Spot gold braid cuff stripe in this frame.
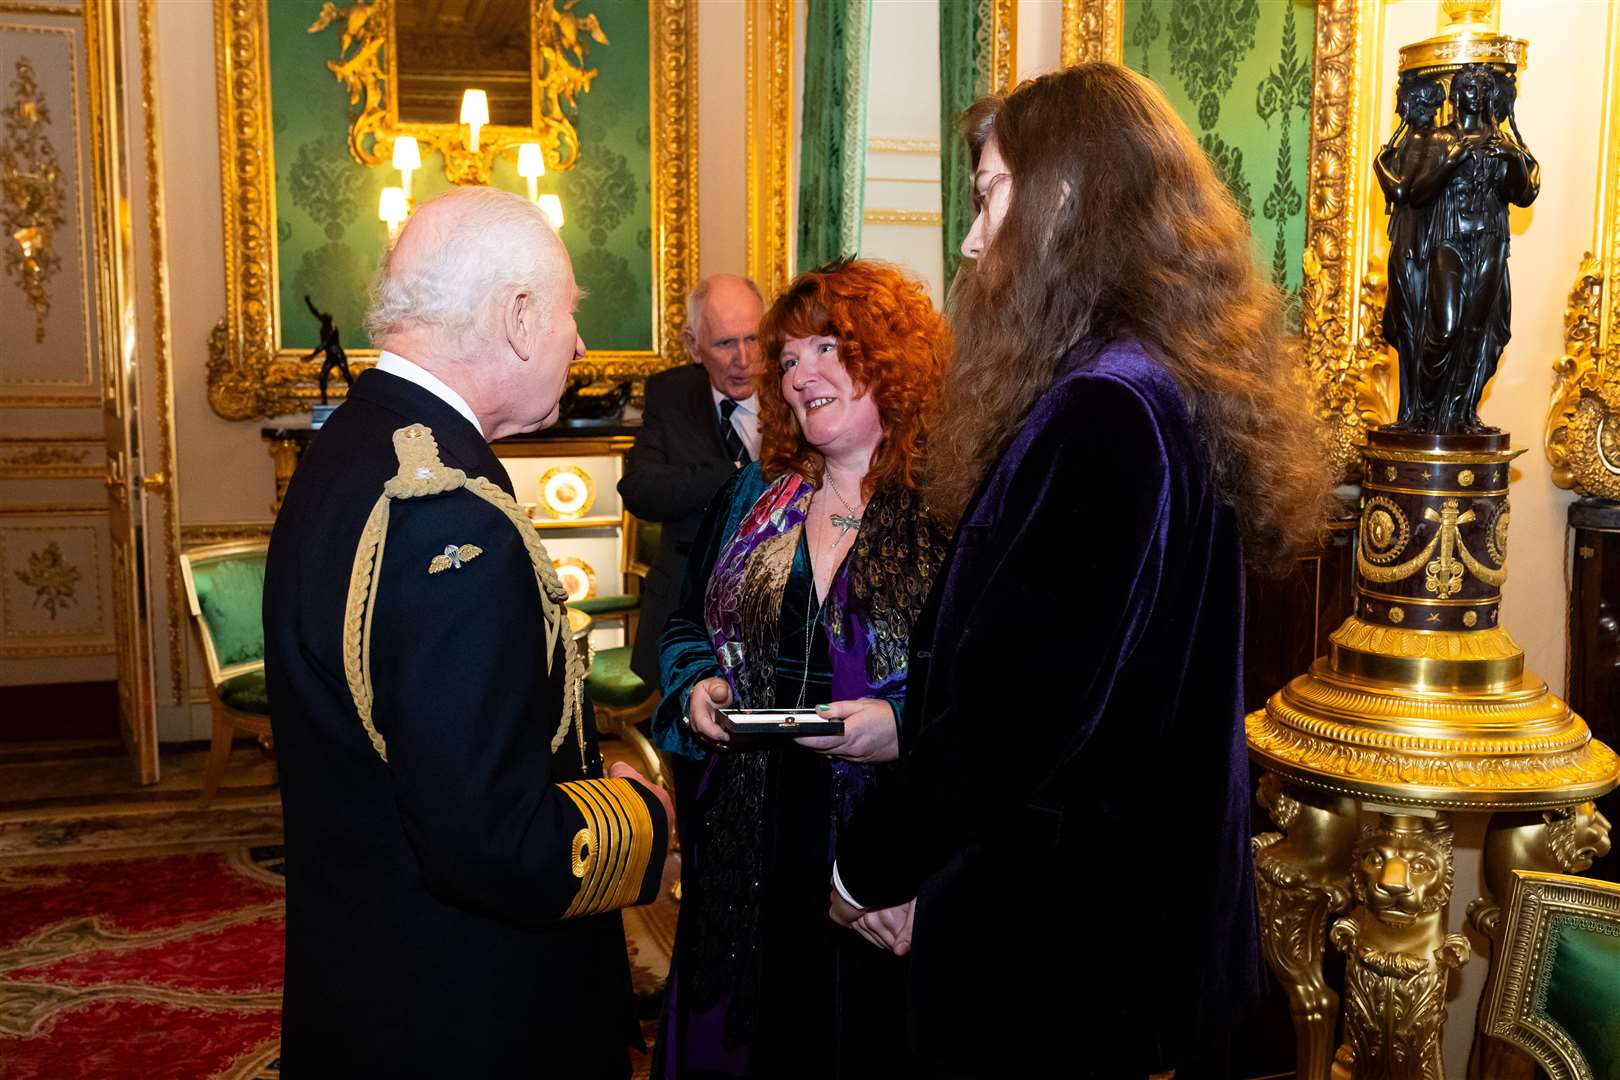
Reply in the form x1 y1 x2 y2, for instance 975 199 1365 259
342 425 585 769
557 777 654 919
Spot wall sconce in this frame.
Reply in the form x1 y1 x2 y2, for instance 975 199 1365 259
460 89 489 155
379 186 409 241
537 194 564 231
392 135 421 202
517 142 545 203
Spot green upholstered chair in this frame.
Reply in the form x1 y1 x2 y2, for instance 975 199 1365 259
179 540 274 806
577 514 667 790
1481 868 1620 1080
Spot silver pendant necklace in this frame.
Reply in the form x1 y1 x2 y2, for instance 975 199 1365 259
825 476 863 533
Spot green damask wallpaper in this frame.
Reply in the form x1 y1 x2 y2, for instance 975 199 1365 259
1123 0 1314 328
268 2 653 353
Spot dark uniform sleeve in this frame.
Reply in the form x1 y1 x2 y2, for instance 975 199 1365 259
618 373 737 523
368 489 667 923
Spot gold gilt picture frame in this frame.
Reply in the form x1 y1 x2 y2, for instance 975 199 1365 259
1548 0 1620 499
208 0 698 421
1066 0 1385 479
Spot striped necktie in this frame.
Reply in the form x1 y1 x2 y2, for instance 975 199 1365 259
718 397 749 464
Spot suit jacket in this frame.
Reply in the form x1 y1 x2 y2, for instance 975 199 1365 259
836 340 1262 1076
617 363 738 689
265 370 668 1078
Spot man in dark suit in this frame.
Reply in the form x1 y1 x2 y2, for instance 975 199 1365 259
618 273 764 690
265 187 671 1078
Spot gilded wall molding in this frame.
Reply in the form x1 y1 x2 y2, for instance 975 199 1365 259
989 0 1017 94
1060 0 1123 67
746 0 794 299
0 435 102 477
1548 0 1620 500
1 56 66 342
209 0 699 420
179 521 274 547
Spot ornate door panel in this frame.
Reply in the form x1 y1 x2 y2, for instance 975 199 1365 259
0 0 161 783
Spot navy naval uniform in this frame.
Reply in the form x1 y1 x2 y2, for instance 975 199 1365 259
265 368 668 1077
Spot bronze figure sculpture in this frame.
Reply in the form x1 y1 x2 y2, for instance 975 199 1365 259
302 295 355 406
1376 64 1539 434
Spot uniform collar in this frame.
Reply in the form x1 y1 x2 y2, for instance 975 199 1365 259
375 350 485 437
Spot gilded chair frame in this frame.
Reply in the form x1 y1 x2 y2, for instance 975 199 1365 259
1065 0 1391 478
208 0 699 421
1481 869 1620 1080
179 538 273 805
1548 0 1620 498
178 539 270 687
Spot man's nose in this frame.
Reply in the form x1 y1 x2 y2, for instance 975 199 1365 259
1378 857 1411 895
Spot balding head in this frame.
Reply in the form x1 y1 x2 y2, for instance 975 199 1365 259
366 187 585 439
684 274 764 399
367 187 566 350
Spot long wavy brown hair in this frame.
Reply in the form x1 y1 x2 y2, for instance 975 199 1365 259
927 63 1332 570
757 260 949 498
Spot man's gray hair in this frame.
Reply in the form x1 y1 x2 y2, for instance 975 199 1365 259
366 187 561 346
685 273 764 344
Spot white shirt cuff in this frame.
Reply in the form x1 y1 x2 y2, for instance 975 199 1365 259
831 861 864 910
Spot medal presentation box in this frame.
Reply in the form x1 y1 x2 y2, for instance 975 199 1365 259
716 709 845 737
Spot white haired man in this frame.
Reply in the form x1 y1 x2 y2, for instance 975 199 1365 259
265 187 672 1078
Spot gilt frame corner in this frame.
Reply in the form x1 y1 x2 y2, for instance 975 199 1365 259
208 0 698 422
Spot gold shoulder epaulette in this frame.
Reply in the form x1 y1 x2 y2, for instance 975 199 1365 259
341 424 586 767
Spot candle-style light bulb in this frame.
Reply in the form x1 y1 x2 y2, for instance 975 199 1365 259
537 194 564 231
392 135 421 201
460 89 490 154
379 186 409 241
517 142 545 204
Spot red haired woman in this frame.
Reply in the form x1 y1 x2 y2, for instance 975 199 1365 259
650 259 949 1077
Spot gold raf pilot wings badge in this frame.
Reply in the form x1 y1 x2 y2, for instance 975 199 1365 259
428 543 484 574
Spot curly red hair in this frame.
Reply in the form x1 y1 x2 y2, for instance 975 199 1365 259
757 260 949 498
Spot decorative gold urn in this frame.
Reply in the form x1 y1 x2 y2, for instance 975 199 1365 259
1246 7 1618 1079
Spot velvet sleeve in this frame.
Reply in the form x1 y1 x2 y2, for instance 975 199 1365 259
370 492 667 922
650 465 767 759
837 376 1171 908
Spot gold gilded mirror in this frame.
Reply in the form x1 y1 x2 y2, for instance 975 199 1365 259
309 0 607 184
394 1 534 128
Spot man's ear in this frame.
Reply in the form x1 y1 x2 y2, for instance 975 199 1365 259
682 326 698 361
504 289 531 361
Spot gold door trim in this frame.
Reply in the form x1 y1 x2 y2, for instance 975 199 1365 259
746 0 794 300
1063 0 1384 478
208 0 699 420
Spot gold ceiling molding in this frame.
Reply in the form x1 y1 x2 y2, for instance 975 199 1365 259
1548 0 1620 500
307 0 607 184
208 0 698 420
1063 0 1387 478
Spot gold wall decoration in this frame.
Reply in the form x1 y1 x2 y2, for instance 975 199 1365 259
989 0 1017 94
209 0 698 420
1 57 66 343
13 540 79 619
1547 1 1620 498
307 0 607 185
746 0 794 299
1061 0 1387 479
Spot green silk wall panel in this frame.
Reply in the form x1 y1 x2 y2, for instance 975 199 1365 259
1122 0 1315 327
267 2 652 354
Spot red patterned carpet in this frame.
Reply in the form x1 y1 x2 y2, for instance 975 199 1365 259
0 803 675 1079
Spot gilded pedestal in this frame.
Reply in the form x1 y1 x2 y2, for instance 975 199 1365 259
1248 433 1619 1080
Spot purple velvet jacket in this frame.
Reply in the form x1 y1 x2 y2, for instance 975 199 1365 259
837 339 1262 1075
